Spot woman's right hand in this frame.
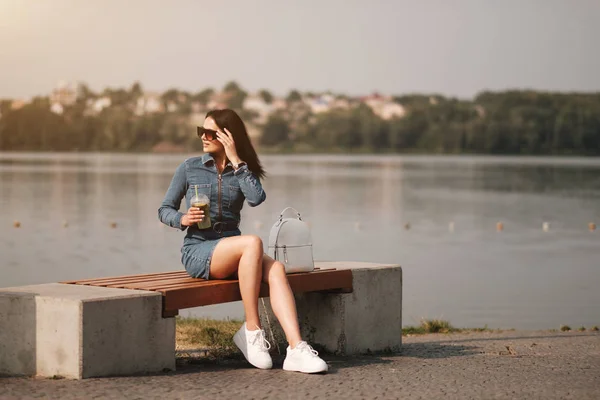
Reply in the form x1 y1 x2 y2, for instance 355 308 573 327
181 207 204 227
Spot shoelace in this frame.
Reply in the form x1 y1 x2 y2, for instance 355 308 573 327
250 329 272 351
296 341 319 357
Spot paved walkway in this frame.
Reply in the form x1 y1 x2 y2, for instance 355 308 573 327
2 330 599 399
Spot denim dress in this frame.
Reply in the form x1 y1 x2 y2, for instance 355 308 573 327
158 153 266 279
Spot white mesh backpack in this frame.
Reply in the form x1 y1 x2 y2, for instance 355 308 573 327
268 207 315 274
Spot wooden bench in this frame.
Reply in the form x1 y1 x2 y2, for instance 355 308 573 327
1 262 399 378
61 265 354 318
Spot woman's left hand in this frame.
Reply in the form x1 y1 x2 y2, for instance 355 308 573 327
216 128 242 165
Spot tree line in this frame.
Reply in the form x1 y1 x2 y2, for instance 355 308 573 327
1 82 599 155
263 91 600 155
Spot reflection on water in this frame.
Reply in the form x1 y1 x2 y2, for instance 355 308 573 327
1 153 599 329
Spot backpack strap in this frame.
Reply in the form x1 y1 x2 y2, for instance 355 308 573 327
279 207 302 221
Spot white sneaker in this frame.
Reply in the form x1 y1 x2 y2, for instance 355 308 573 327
233 322 273 369
283 341 328 373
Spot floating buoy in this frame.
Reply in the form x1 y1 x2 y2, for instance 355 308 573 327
590 222 596 232
496 222 504 232
449 222 455 233
404 222 411 230
13 221 21 228
542 222 550 232
110 222 117 229
62 220 69 228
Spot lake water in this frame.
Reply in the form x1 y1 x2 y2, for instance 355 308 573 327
1 152 599 330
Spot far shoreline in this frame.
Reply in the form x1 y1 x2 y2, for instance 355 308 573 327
1 149 600 160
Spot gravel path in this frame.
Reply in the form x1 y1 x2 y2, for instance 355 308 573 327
2 330 599 399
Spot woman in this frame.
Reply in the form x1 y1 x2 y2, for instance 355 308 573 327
158 108 327 374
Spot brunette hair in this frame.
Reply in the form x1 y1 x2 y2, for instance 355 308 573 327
205 109 266 179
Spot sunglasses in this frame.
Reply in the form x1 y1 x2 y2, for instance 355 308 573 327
197 127 219 141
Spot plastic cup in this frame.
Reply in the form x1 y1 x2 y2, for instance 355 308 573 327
190 189 211 229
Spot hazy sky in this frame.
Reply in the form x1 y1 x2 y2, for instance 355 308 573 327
1 0 599 99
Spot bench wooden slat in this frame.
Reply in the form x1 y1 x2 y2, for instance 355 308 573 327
61 271 185 285
154 280 225 291
81 272 189 286
107 277 205 290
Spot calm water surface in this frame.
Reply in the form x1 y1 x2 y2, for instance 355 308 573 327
1 153 599 329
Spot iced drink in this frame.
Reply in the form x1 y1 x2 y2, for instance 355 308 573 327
190 192 211 229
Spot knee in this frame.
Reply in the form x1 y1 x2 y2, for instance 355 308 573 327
269 261 287 284
244 235 263 253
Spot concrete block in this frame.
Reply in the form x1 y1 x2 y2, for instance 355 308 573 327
35 296 81 378
0 292 37 376
260 262 402 355
0 283 175 379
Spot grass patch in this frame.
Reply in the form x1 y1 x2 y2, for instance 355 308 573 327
560 325 571 332
591 326 599 332
470 325 493 332
403 319 496 336
577 326 586 332
421 319 453 333
176 317 242 358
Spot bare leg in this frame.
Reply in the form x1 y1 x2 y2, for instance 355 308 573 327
262 255 302 348
209 235 264 329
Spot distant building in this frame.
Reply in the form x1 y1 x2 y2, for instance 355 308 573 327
166 101 178 113
308 97 329 114
378 102 406 120
50 81 77 106
84 97 111 116
10 99 28 110
362 93 406 120
243 94 274 124
332 97 351 110
271 98 287 111
306 94 334 114
50 103 64 115
135 92 163 115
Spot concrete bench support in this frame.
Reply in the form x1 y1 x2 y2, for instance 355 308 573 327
260 262 402 355
0 283 175 379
